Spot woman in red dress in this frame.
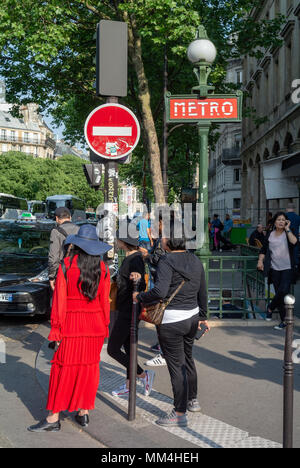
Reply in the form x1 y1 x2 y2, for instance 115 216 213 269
28 224 112 432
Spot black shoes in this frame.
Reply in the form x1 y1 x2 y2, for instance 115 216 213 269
75 412 89 427
27 418 61 432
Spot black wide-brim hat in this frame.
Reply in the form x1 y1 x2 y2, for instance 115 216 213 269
65 224 112 256
116 228 139 247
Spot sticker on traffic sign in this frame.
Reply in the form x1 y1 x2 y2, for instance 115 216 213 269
84 103 140 159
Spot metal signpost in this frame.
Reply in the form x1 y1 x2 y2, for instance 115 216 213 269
84 20 142 421
283 294 296 448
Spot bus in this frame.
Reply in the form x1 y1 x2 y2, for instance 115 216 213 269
46 195 86 222
0 193 28 220
27 200 46 218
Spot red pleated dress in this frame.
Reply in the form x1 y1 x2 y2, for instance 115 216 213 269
46 256 110 413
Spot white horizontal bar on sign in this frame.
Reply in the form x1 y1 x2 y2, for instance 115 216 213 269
92 126 132 136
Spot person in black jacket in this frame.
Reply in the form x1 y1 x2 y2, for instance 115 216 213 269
108 235 155 397
257 211 297 330
249 224 265 247
133 230 209 427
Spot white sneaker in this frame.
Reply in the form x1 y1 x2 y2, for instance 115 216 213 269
140 370 155 396
112 383 129 397
145 354 166 367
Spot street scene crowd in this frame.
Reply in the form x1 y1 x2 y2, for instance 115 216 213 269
0 0 299 451
25 201 299 433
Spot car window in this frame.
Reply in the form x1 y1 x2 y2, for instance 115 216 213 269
0 223 50 256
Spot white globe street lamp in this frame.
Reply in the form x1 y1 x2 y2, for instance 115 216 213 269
187 25 217 98
187 38 217 64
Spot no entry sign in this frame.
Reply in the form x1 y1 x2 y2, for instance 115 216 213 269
84 103 140 159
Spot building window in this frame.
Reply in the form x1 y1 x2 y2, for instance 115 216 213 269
1 144 7 152
23 132 29 143
234 168 240 183
233 198 241 209
286 41 292 94
10 130 16 142
236 70 243 85
234 134 242 151
1 129 6 141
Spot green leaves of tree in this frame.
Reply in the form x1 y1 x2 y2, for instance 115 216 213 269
0 152 103 209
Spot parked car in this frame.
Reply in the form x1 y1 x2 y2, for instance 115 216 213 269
0 222 51 317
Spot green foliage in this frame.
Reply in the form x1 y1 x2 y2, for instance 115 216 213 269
0 0 285 198
0 152 103 209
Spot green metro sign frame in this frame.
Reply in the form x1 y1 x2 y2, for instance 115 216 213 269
165 90 243 124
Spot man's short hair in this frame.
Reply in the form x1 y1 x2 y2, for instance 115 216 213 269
55 207 71 219
287 203 295 210
222 289 232 299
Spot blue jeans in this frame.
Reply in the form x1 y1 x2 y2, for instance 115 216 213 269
139 240 151 251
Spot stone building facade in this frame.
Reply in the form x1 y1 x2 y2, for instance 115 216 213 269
0 80 56 159
208 58 243 222
241 0 300 225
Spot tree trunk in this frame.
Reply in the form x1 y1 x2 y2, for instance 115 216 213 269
126 13 166 204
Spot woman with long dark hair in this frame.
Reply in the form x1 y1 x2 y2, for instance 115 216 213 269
28 224 112 432
257 211 297 330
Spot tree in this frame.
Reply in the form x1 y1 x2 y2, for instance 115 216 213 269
0 152 104 209
0 1 284 202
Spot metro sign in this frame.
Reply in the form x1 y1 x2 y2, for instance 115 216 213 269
84 103 140 159
165 92 243 123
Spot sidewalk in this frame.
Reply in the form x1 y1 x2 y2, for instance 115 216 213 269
35 319 300 449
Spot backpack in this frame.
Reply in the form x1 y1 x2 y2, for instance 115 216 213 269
218 221 224 231
54 225 73 258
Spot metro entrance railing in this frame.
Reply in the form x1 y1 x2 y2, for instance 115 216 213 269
117 245 272 319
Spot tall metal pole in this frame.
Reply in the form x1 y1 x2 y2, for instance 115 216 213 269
197 123 211 257
283 294 295 448
128 280 139 421
162 44 168 200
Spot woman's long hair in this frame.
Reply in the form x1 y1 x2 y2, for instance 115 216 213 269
69 247 102 301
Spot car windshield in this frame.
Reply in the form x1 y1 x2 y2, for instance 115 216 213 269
0 222 51 256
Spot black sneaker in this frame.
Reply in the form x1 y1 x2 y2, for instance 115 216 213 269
27 418 61 432
274 322 286 331
265 311 272 321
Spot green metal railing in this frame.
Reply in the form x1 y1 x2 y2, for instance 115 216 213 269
198 250 268 319
116 245 270 319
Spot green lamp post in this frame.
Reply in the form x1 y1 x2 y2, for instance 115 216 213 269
187 26 217 256
165 26 242 258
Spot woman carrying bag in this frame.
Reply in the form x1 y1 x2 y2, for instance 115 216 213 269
133 229 209 427
28 224 112 432
257 211 297 330
107 235 155 397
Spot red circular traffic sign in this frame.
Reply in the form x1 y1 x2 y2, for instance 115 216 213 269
84 103 140 160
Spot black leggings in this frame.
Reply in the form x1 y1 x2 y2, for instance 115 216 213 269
157 314 199 413
269 269 293 322
107 312 144 380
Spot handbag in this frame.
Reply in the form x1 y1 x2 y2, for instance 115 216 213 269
139 279 185 325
